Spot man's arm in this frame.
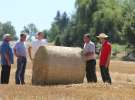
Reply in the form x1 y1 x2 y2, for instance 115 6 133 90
28 46 33 60
13 47 19 58
105 53 111 67
105 45 111 67
5 50 10 66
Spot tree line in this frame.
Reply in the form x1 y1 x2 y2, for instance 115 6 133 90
48 0 135 50
0 21 16 40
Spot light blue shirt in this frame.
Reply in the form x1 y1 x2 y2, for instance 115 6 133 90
14 41 27 57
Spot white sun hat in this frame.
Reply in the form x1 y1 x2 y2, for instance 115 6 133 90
3 34 11 40
96 33 108 38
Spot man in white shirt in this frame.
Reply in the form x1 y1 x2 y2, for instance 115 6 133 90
28 32 48 60
83 34 97 83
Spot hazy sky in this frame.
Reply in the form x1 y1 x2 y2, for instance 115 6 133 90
0 0 75 35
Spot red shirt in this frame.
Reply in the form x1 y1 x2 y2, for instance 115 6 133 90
99 40 111 66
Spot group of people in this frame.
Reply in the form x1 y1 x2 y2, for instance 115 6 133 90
83 33 112 84
0 32 47 84
0 32 111 85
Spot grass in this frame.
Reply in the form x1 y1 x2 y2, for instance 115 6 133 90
112 44 126 52
111 44 129 60
1 59 135 100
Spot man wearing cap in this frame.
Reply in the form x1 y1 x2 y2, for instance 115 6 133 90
97 33 112 84
28 32 47 60
14 33 27 85
0 34 14 84
83 34 97 83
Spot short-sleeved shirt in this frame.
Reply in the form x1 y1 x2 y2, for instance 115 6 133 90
1 41 14 65
99 40 111 66
14 41 27 57
83 41 96 60
31 39 47 58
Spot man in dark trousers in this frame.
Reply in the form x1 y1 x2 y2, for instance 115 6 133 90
83 34 97 83
14 33 27 85
97 33 112 84
1 34 14 84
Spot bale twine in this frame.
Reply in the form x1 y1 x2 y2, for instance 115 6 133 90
32 46 85 85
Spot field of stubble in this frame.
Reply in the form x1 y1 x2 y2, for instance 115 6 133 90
0 59 135 100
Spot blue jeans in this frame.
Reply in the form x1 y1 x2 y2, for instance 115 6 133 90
15 57 27 84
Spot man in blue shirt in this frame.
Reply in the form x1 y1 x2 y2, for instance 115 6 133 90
1 34 14 84
14 33 27 85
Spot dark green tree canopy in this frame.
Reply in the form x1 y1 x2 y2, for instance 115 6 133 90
47 0 135 49
0 21 16 40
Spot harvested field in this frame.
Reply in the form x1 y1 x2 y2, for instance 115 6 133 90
0 60 135 100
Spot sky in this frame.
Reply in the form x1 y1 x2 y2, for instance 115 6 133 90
0 0 75 36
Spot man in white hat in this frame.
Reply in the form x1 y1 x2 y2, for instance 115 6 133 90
97 33 112 84
0 34 14 84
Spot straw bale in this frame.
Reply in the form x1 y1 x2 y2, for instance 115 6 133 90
32 45 85 85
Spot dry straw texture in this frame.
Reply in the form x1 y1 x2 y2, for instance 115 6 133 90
32 46 85 85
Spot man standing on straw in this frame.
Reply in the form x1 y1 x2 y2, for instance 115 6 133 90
97 33 112 84
28 32 48 60
83 34 97 83
14 33 27 85
1 34 13 84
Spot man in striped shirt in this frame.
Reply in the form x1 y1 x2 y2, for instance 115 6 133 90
83 34 97 83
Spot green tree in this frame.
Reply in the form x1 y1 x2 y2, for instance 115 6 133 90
21 23 38 34
123 0 135 49
49 24 60 42
75 0 124 44
49 11 69 45
42 29 49 39
48 0 135 48
0 21 16 40
55 35 61 46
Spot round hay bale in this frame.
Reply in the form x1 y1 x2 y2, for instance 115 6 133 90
32 45 85 85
